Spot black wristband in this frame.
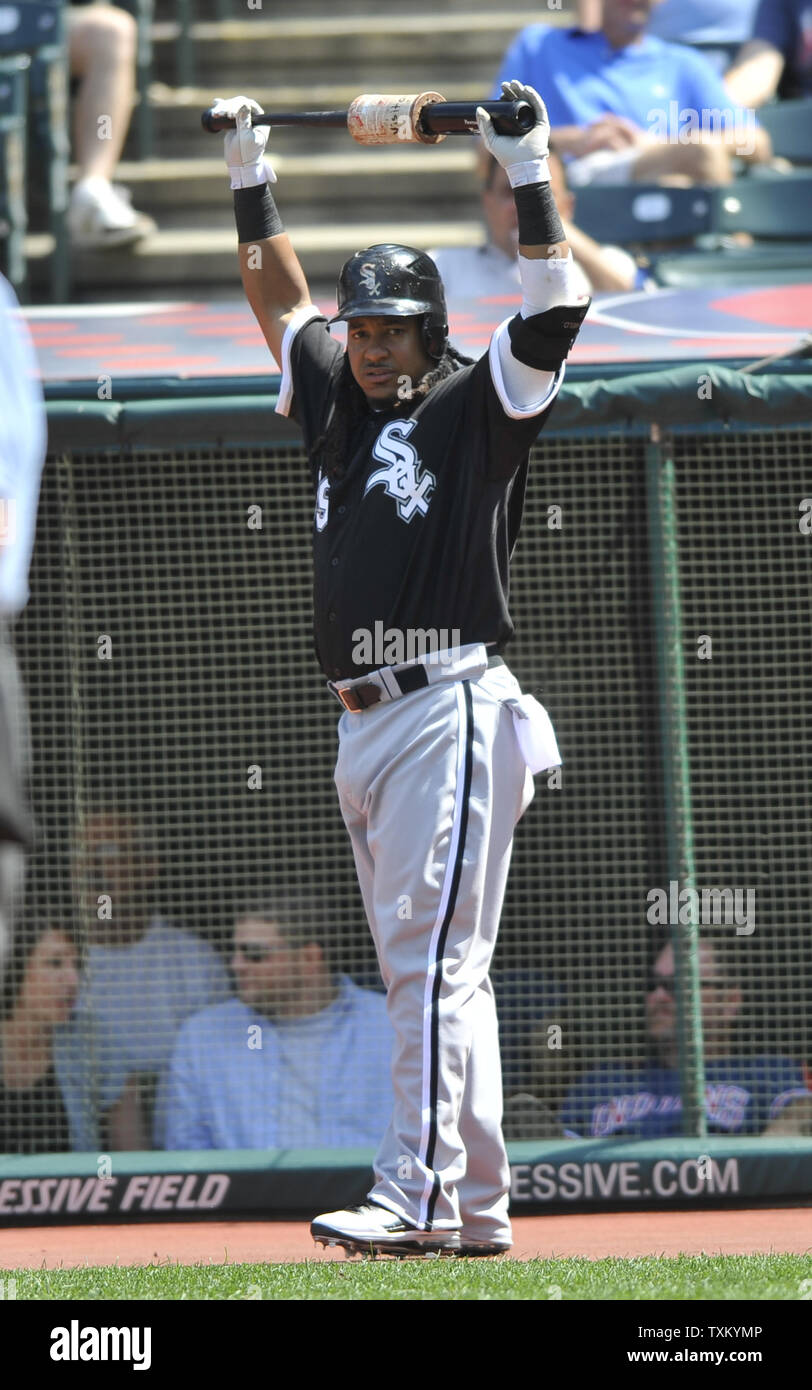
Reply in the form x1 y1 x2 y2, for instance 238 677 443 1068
233 183 283 244
513 181 565 247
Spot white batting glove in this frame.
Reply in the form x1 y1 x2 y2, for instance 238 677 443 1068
476 79 551 187
211 94 277 189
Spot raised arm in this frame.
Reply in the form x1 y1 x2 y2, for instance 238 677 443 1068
214 95 312 368
477 81 589 412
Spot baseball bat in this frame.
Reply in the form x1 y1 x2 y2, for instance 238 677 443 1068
201 98 535 140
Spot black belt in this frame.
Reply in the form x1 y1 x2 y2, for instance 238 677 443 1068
331 653 504 714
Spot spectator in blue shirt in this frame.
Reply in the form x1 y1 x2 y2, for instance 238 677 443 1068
159 899 394 1149
580 0 762 76
726 0 812 105
73 807 231 1146
493 0 771 188
562 937 812 1138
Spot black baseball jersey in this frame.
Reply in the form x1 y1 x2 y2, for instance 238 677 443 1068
277 311 564 680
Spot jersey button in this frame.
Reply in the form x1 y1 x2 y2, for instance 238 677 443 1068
337 504 347 515
328 610 337 622
331 557 339 567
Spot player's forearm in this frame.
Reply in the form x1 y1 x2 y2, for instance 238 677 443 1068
238 232 309 322
513 174 569 261
496 250 589 409
235 186 309 321
519 239 570 260
482 82 588 382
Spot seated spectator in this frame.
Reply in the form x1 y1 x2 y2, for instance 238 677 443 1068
562 937 812 1137
581 0 762 76
494 968 573 1140
73 807 231 1145
492 0 772 188
0 919 139 1152
429 148 650 302
66 1 156 248
159 899 394 1149
726 0 812 106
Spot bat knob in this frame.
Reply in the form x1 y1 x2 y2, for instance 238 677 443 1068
514 101 536 133
201 108 234 133
489 100 537 135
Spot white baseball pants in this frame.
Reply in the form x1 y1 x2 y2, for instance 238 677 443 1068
333 654 534 1244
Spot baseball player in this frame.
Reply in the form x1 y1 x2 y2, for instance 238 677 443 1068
215 79 589 1257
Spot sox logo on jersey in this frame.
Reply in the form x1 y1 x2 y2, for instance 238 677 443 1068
365 419 435 523
315 472 330 531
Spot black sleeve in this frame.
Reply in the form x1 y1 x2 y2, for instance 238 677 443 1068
276 313 344 460
463 340 565 483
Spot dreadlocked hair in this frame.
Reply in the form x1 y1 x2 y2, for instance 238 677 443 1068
309 343 475 483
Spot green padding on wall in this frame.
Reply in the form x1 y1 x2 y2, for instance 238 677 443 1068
118 397 289 449
45 370 812 454
46 401 122 450
0 1140 809 1223
551 366 812 428
0 1146 376 1177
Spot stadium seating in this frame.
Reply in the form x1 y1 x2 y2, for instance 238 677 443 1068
714 173 812 240
0 0 69 301
650 246 812 288
571 184 715 246
650 174 812 286
0 54 29 292
13 1 812 301
757 99 812 165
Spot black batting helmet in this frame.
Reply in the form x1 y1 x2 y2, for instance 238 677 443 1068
329 244 448 361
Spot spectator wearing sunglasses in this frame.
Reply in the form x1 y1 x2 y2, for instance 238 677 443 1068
158 898 394 1150
561 937 812 1137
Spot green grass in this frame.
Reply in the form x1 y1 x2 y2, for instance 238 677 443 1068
6 1254 812 1301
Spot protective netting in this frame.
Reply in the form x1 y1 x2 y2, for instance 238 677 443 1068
673 428 812 1074
3 411 810 1154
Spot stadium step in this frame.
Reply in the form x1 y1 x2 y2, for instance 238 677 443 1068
181 0 541 16
26 218 483 294
45 5 551 301
105 147 482 216
148 12 544 86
